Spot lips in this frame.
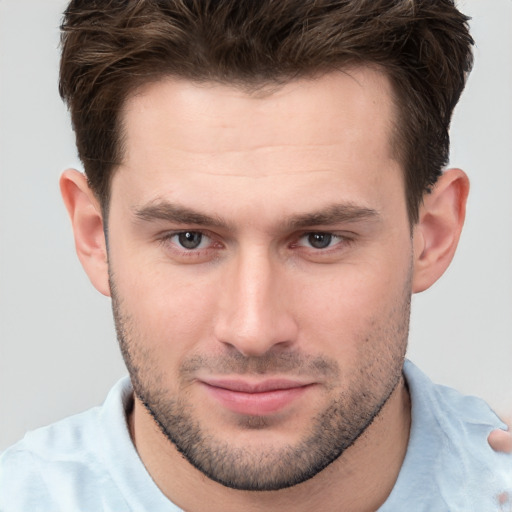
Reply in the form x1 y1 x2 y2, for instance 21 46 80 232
200 378 314 416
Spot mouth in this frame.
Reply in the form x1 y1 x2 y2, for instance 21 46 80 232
199 378 315 416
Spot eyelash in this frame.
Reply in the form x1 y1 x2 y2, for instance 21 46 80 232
158 229 354 260
159 230 221 256
293 232 351 251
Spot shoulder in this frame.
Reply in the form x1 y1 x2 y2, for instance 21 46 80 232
2 402 103 461
0 378 133 511
390 361 512 510
403 359 507 444
0 407 105 510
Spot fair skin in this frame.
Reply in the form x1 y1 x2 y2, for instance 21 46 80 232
61 68 470 511
489 425 512 453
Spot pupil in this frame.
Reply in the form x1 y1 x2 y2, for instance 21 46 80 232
178 232 202 249
308 233 332 249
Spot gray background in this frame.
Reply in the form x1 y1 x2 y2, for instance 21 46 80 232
1 0 511 451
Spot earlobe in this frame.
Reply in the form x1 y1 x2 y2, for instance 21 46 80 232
412 168 470 293
60 169 111 297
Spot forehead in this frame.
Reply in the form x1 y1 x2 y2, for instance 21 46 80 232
113 67 404 223
121 67 397 161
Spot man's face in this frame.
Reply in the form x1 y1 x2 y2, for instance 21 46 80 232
107 68 413 490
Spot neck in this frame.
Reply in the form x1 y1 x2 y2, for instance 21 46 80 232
129 377 411 512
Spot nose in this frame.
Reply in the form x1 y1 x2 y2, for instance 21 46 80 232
213 247 299 357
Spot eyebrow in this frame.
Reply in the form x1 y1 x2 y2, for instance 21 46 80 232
133 200 380 231
133 201 232 229
285 203 380 230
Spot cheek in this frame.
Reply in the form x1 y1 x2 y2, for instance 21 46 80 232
294 254 411 355
112 256 220 356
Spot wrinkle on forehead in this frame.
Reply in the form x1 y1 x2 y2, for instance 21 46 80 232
188 167 343 179
118 159 344 180
120 68 397 157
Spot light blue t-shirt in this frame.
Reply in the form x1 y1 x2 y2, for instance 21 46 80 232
1 361 511 511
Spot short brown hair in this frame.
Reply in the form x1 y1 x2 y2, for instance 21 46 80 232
59 0 473 223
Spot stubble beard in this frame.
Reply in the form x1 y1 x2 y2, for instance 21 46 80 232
110 275 410 492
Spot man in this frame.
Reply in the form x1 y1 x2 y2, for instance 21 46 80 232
0 0 511 510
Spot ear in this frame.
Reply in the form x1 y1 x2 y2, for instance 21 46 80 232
60 169 111 297
412 168 470 293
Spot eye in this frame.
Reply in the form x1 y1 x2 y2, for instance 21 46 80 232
178 231 203 249
297 232 343 250
306 232 333 249
166 231 212 250
158 229 224 263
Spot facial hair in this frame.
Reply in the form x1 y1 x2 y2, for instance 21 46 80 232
110 273 410 491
